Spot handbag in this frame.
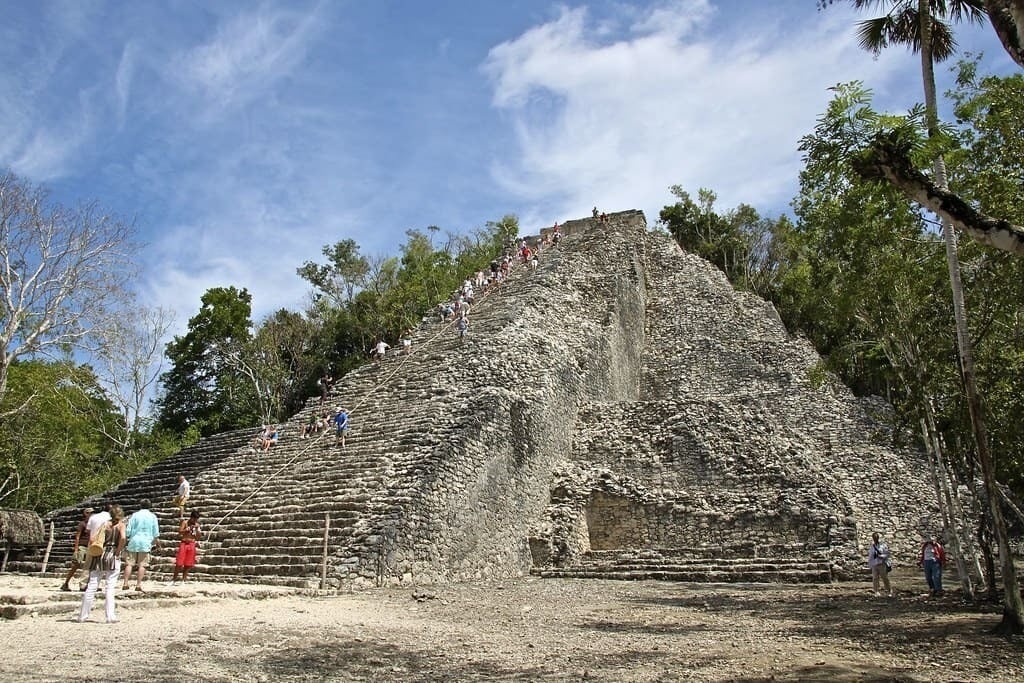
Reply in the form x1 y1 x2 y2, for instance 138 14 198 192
87 526 106 557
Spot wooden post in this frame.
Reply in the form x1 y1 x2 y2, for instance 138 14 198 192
1 543 9 572
40 522 55 573
320 513 330 590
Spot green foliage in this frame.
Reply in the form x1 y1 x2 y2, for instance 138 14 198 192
658 187 792 300
0 360 161 513
300 217 516 373
945 62 1024 492
154 286 257 436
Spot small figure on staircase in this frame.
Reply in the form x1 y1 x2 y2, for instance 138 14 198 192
372 339 390 362
59 506 93 592
172 475 191 519
402 328 414 355
334 407 350 448
592 206 599 218
260 425 279 452
301 412 319 439
170 510 201 585
455 316 469 341
317 373 334 405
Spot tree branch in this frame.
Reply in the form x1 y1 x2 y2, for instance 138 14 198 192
852 133 1024 257
985 0 1024 69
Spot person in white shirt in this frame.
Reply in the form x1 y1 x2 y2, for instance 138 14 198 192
372 340 390 361
173 475 191 518
86 504 111 540
867 531 893 597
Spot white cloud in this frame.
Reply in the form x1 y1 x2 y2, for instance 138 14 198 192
114 41 138 128
170 5 323 117
483 1 909 226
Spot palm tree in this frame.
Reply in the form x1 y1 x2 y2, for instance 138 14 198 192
824 0 1023 634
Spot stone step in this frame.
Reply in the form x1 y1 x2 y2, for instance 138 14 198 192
592 559 831 572
532 567 833 583
0 578 308 620
585 545 829 562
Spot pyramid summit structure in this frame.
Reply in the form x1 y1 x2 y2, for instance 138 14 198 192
39 210 938 587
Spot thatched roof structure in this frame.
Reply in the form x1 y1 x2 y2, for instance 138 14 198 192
0 509 45 546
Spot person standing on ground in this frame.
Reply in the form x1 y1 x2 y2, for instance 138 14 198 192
172 475 190 518
122 499 161 592
867 532 893 597
60 507 93 592
171 511 201 584
918 535 946 597
78 504 126 623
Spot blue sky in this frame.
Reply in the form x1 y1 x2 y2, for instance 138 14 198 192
1 0 1015 332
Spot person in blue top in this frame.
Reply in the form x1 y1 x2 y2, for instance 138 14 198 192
122 499 161 592
334 407 349 448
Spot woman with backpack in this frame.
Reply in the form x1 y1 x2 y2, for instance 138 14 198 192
78 503 126 623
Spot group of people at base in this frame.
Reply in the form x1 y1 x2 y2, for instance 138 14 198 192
63 476 203 624
868 531 948 598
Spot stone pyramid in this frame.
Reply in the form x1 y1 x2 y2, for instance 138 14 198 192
39 211 937 587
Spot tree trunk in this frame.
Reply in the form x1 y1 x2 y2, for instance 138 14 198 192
978 509 1000 601
921 411 975 597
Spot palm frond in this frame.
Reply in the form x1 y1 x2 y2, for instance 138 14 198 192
929 20 958 62
856 16 897 54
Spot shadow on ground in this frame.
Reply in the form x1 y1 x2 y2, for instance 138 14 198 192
628 583 1018 655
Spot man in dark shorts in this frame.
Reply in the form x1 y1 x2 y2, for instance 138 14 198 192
60 507 93 591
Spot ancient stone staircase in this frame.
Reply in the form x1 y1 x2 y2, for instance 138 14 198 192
36 242 560 587
18 428 251 576
533 546 833 583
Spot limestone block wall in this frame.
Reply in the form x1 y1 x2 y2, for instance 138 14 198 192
558 225 940 571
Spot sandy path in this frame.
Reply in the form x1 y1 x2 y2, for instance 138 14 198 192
2 575 1022 682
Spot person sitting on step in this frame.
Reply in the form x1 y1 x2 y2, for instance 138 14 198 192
302 413 319 439
260 425 279 451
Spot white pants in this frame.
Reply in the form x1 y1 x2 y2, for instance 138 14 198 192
79 561 120 623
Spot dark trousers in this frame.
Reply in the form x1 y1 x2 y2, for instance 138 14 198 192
923 559 943 592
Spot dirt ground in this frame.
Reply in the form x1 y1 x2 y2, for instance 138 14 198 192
2 572 1022 683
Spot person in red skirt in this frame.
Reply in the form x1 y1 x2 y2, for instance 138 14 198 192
171 510 201 584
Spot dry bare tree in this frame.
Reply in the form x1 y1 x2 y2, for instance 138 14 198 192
0 171 137 417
